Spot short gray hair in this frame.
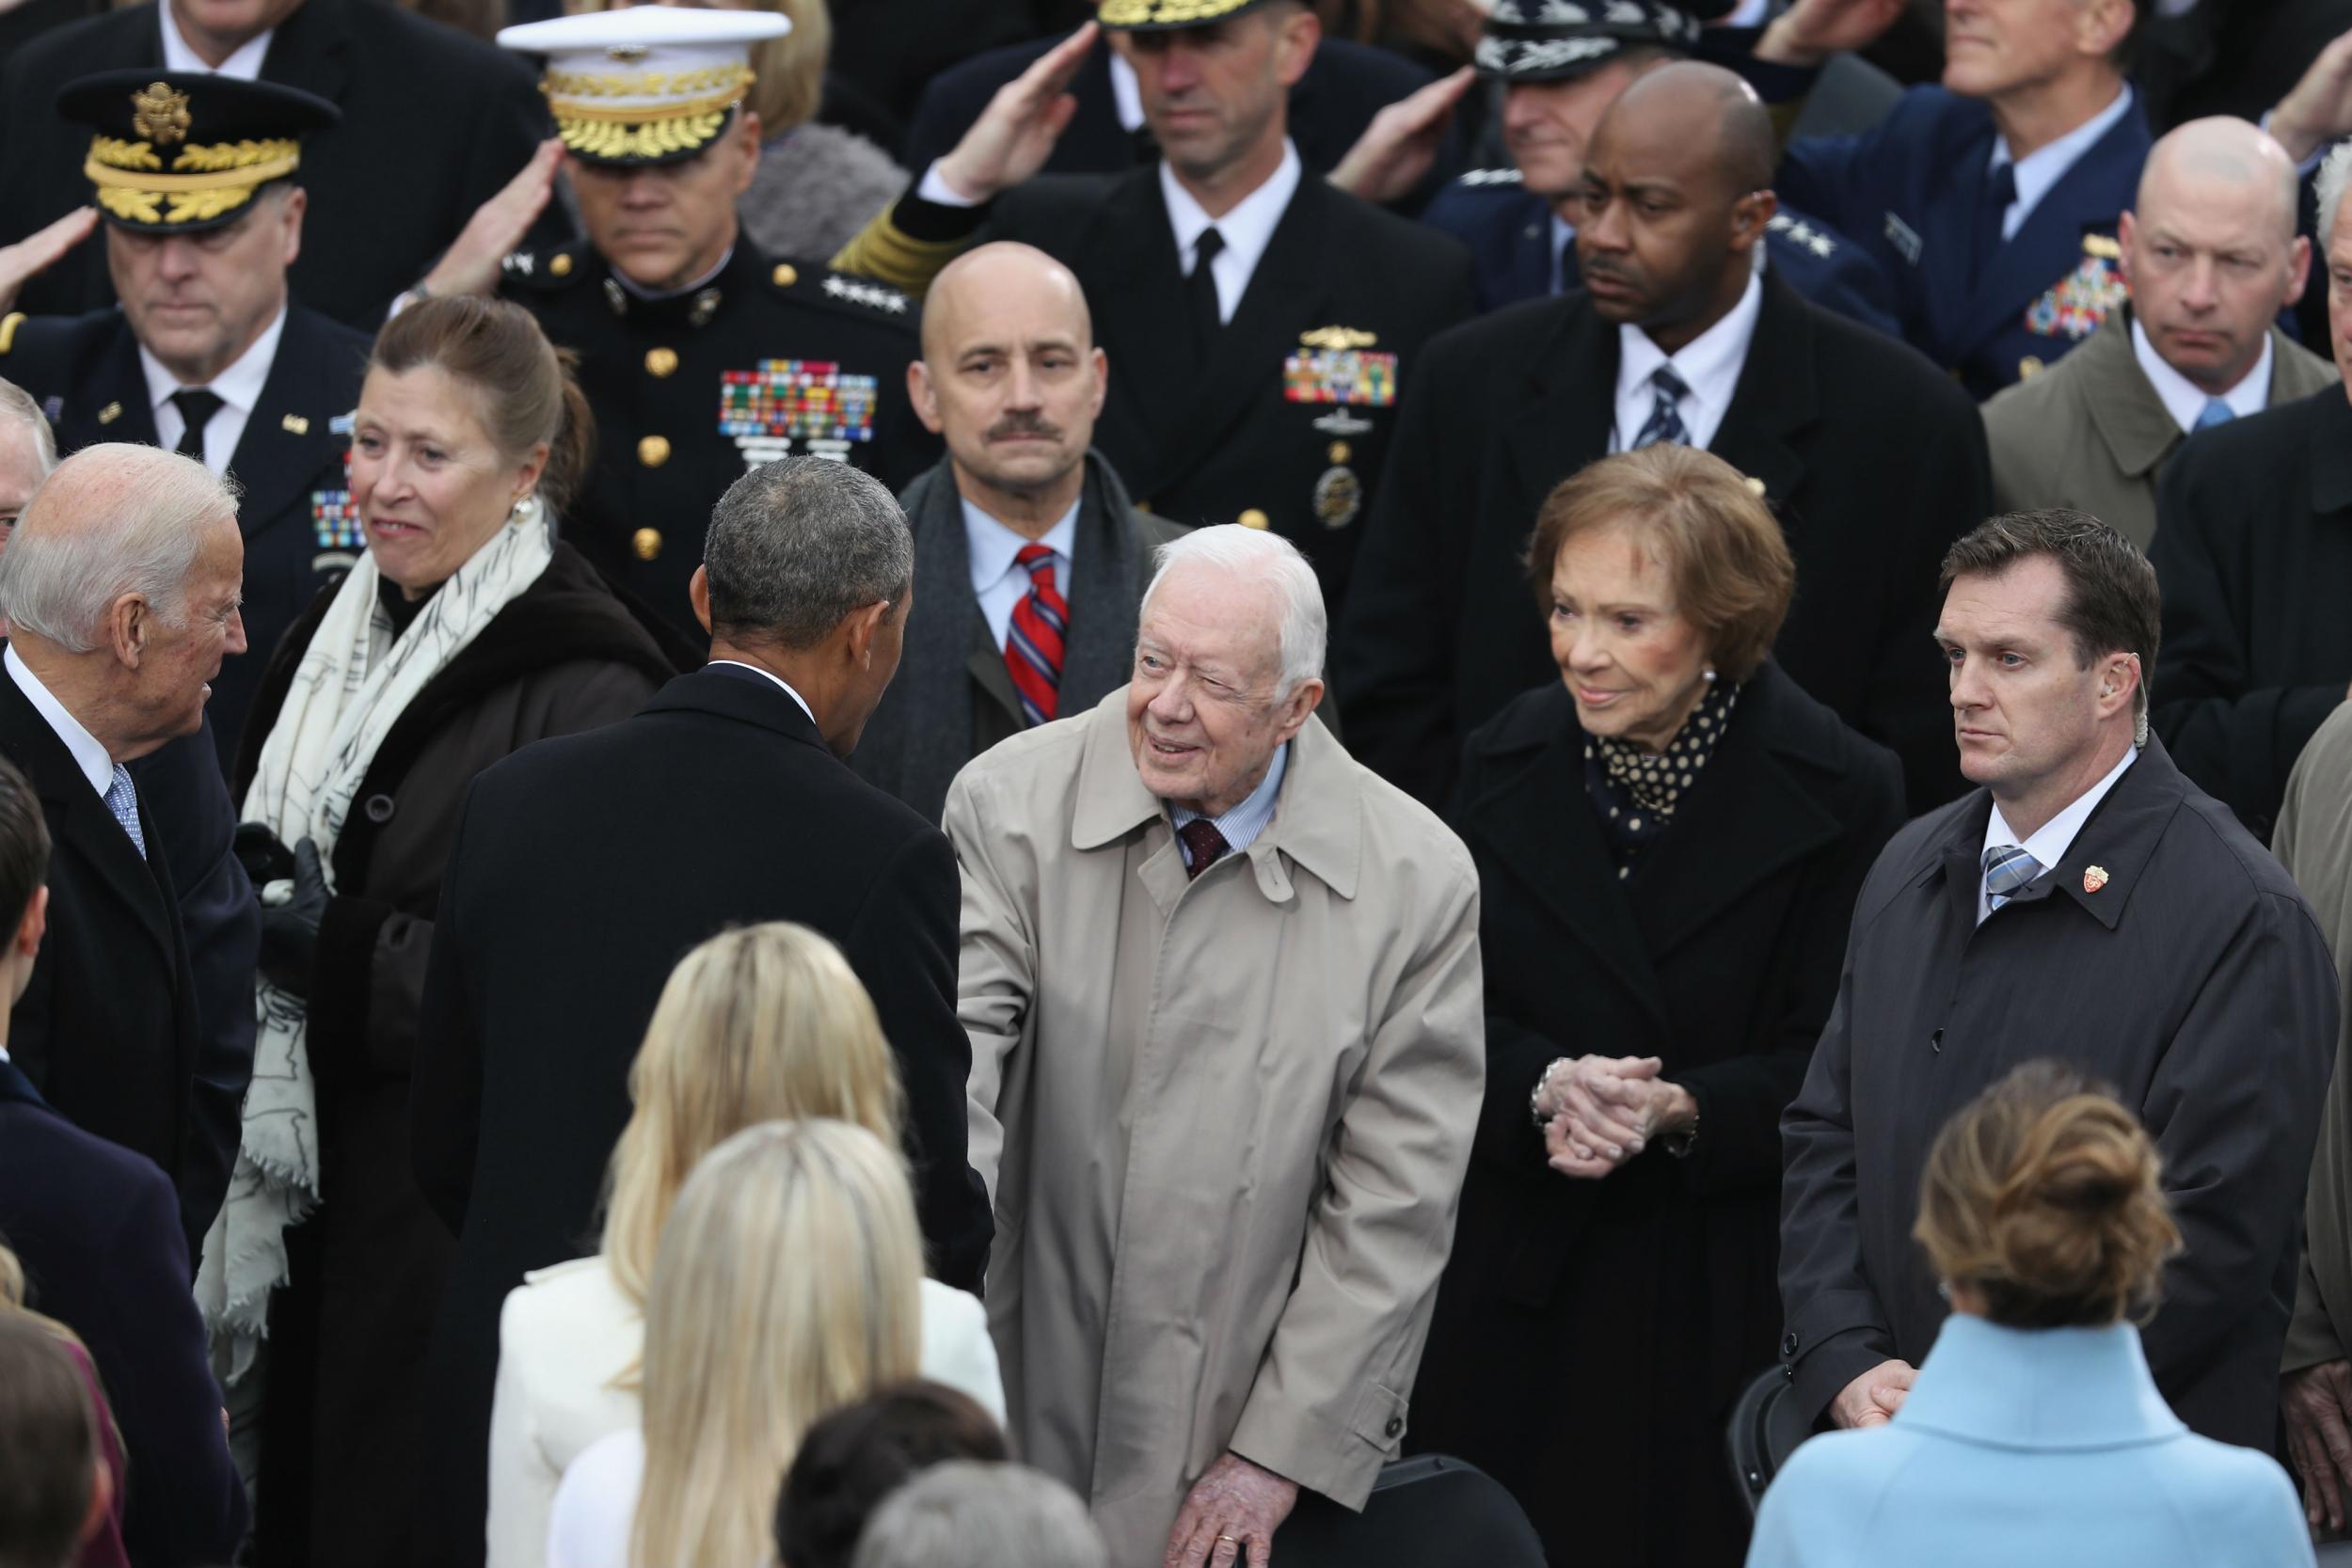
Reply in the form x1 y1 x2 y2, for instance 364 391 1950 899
850 1462 1106 1568
704 457 913 649
2320 142 2352 259
1142 525 1327 696
0 444 238 652
0 379 56 476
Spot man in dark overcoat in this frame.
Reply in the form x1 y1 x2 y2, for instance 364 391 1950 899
1779 510 2339 1454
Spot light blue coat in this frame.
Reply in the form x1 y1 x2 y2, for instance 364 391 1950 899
1747 1315 2312 1568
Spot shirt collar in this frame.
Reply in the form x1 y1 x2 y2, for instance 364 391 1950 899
1991 83 2137 228
1160 140 1303 278
706 658 816 727
962 498 1080 597
5 644 115 797
611 247 734 303
139 303 288 427
1616 270 1764 426
1984 740 2137 876
1170 736 1289 856
159 0 271 77
2129 316 2273 434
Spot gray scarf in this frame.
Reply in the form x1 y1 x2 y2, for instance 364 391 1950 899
858 451 1158 823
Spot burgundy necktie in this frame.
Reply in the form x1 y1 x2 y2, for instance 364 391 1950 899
1005 543 1067 727
1178 818 1230 880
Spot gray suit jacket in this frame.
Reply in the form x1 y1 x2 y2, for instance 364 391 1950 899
1981 305 2338 549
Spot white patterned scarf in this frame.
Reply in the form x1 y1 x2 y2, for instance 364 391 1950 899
197 499 555 1380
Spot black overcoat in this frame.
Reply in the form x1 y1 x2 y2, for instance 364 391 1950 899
1778 736 2339 1452
1333 273 1990 817
1409 666 1902 1568
2150 385 2352 842
407 662 993 1568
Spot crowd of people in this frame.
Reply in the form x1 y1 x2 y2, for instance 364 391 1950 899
8 0 2352 1564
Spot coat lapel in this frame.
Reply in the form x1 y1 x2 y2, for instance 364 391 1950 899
2309 392 2352 516
0 670 171 960
1086 173 1195 489
1502 297 1616 528
1989 739 2185 930
2078 307 2181 482
257 0 352 108
1709 276 1816 508
1057 453 1151 711
225 307 360 546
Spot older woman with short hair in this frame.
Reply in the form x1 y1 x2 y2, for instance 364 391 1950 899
1406 444 1908 1566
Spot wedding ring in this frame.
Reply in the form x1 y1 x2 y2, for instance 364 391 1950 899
1216 1534 1240 1544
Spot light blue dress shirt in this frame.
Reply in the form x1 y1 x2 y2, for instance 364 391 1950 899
964 498 1079 656
1170 740 1289 867
1747 1315 2312 1568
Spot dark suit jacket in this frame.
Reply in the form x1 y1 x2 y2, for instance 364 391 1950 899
987 168 1473 610
1777 737 2338 1451
2151 385 2352 842
0 1062 246 1568
1334 273 1988 816
0 302 371 769
1410 666 1903 1566
409 663 992 1568
0 669 226 1259
0 0 553 329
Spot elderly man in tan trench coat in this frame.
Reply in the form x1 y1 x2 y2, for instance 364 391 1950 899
945 524 1484 1568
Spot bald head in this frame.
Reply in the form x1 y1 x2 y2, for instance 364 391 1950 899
910 243 1108 521
2121 116 2311 397
1600 60 1776 199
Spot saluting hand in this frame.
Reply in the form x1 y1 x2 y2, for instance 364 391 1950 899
2269 28 2352 165
1165 1451 1299 1568
420 137 565 299
1328 67 1476 206
933 21 1097 204
0 206 97 315
1754 0 1905 68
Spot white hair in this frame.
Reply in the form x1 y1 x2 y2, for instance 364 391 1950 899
850 1462 1107 1568
1141 525 1327 697
2320 142 2352 260
0 445 237 652
0 380 56 476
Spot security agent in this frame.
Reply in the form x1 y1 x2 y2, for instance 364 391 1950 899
422 6 938 640
1420 0 1901 336
0 71 369 775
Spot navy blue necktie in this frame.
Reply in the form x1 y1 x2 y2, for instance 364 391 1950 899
1973 161 2017 285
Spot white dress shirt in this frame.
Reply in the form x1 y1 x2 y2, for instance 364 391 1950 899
1991 85 2137 241
706 659 816 726
1978 743 2137 924
1160 139 1303 324
2131 317 2273 434
1109 47 1146 132
5 645 113 798
966 498 1078 654
1612 270 1763 453
160 0 271 78
143 305 287 474
1170 737 1288 866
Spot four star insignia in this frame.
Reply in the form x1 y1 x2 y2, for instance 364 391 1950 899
819 275 910 314
1768 214 1839 259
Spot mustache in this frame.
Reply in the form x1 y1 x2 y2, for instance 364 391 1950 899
986 412 1065 441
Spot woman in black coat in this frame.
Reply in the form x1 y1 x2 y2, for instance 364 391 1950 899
1405 445 1906 1566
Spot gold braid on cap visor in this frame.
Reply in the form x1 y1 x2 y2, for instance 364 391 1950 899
84 135 300 225
1096 0 1258 24
543 66 754 161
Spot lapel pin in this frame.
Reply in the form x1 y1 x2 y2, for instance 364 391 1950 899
96 402 121 425
281 413 310 436
2083 865 2110 894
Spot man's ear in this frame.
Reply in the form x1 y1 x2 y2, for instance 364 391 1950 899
845 597 891 669
908 358 945 435
2116 209 2138 291
2286 231 2313 308
17 884 47 960
688 564 714 638
1274 3 1320 88
2101 651 2142 718
732 111 764 197
106 594 148 669
1731 187 1777 252
1273 675 1325 744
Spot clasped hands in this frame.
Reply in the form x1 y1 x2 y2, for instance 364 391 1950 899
1534 1053 1695 1180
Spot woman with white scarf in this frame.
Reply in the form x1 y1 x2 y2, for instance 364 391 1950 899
206 295 691 1568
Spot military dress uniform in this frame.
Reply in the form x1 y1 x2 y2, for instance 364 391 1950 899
1776 84 2153 399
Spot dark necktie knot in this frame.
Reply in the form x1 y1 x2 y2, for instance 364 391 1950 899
1192 226 1226 276
170 388 224 462
1178 817 1230 880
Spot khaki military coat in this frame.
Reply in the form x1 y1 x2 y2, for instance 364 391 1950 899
2278 704 2352 1376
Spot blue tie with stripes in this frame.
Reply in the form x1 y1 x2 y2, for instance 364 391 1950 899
1632 365 1691 449
1982 843 2042 911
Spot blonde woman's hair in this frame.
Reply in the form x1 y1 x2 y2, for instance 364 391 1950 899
564 0 833 132
598 921 904 1314
630 1118 926 1568
1913 1060 2184 1329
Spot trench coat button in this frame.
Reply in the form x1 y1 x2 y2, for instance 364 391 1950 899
1782 1331 1799 1357
644 346 678 378
363 794 395 824
1384 1415 1404 1438
1930 1028 1944 1053
638 435 671 467
1238 508 1270 531
632 528 662 561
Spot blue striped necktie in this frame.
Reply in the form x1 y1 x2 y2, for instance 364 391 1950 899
1982 843 2041 911
1632 364 1691 448
103 765 146 861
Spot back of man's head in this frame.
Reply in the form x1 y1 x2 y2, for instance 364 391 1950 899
849 1461 1106 1568
702 457 913 651
0 1315 100 1568
0 382 56 521
776 1382 1010 1568
0 756 51 951
0 444 234 656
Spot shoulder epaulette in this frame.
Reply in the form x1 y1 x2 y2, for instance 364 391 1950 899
787 265 914 321
500 248 582 290
1768 213 1837 259
1453 167 1524 188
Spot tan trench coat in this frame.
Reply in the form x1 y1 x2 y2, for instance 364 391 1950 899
2278 703 2352 1375
945 689 1484 1566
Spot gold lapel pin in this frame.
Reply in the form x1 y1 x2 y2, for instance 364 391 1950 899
281 413 310 436
2083 865 2110 894
96 402 121 425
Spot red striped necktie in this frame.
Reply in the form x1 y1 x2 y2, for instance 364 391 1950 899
1006 543 1067 727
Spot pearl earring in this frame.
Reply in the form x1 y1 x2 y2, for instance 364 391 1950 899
1702 668 1718 684
511 497 530 518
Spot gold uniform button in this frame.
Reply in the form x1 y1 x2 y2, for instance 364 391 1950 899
550 253 573 278
644 346 678 378
637 435 671 467
1327 441 1351 465
772 262 798 287
1238 508 1270 531
2018 356 2045 379
632 528 662 561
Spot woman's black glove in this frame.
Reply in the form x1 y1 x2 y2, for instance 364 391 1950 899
258 837 328 1000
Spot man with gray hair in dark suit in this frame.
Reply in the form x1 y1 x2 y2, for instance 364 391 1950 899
854 241 1184 825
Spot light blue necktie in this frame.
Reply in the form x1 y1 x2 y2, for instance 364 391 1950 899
1982 843 2041 911
2194 397 2234 431
1632 365 1692 449
103 765 146 861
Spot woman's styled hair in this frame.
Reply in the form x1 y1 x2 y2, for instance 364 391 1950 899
629 1119 926 1568
598 922 904 1315
1522 443 1797 682
368 294 596 513
1913 1060 2184 1328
